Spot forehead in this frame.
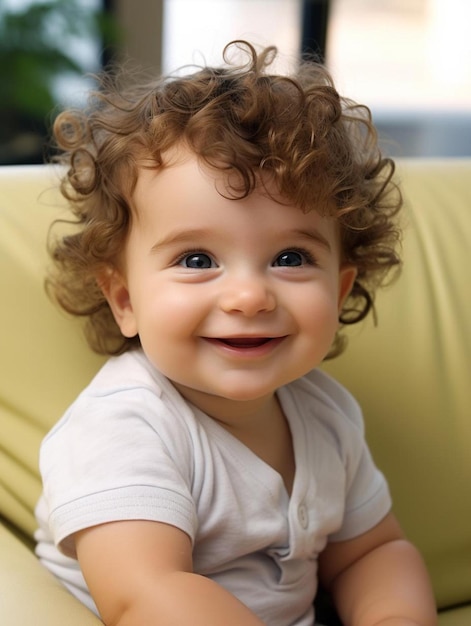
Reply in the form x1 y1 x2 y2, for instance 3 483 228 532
132 149 339 242
135 148 251 200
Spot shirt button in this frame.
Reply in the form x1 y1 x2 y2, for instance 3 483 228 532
298 503 309 529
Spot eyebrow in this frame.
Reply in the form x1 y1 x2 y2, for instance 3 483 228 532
149 226 332 254
291 228 332 252
150 229 214 254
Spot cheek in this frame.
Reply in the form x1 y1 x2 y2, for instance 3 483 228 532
136 291 201 377
295 285 340 333
136 284 206 338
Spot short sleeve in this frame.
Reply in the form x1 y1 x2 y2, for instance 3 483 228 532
330 439 392 542
39 385 198 557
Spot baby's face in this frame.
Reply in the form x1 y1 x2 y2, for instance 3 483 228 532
103 150 356 417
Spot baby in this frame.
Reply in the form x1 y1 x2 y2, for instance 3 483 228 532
35 41 436 625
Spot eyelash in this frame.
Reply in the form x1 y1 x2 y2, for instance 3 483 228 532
174 249 217 267
275 247 317 266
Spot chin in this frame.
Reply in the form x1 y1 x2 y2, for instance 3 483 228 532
212 380 282 403
221 389 271 402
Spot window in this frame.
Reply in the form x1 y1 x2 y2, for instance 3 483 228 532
162 0 302 74
161 0 471 156
327 0 471 155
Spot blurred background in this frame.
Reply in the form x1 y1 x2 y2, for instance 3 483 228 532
1 0 470 165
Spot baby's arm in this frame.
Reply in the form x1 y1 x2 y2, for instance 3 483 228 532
319 512 437 626
75 520 265 626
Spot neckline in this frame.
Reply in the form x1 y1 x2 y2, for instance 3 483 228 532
188 384 307 502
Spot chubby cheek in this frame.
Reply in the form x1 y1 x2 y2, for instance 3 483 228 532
297 288 341 344
135 286 204 352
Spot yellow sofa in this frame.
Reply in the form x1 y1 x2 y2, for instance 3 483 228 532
0 161 470 625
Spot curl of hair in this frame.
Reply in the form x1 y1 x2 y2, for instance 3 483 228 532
48 40 402 357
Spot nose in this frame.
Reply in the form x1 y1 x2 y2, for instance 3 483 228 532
218 273 276 317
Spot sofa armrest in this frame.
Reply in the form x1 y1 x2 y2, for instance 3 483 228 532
0 523 102 625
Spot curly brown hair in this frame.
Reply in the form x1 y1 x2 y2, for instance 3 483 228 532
48 40 402 357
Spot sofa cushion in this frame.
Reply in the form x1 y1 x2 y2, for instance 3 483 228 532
0 166 104 537
324 159 471 613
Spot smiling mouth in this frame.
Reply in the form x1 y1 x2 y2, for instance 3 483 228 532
205 336 286 350
219 337 274 348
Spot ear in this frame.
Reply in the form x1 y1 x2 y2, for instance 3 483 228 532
99 268 138 338
337 265 357 313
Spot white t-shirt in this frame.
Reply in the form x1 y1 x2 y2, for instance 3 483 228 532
35 349 391 625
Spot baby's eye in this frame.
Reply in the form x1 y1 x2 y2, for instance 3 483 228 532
273 250 313 267
179 252 216 269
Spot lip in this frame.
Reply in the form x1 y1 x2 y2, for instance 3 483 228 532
202 336 287 357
